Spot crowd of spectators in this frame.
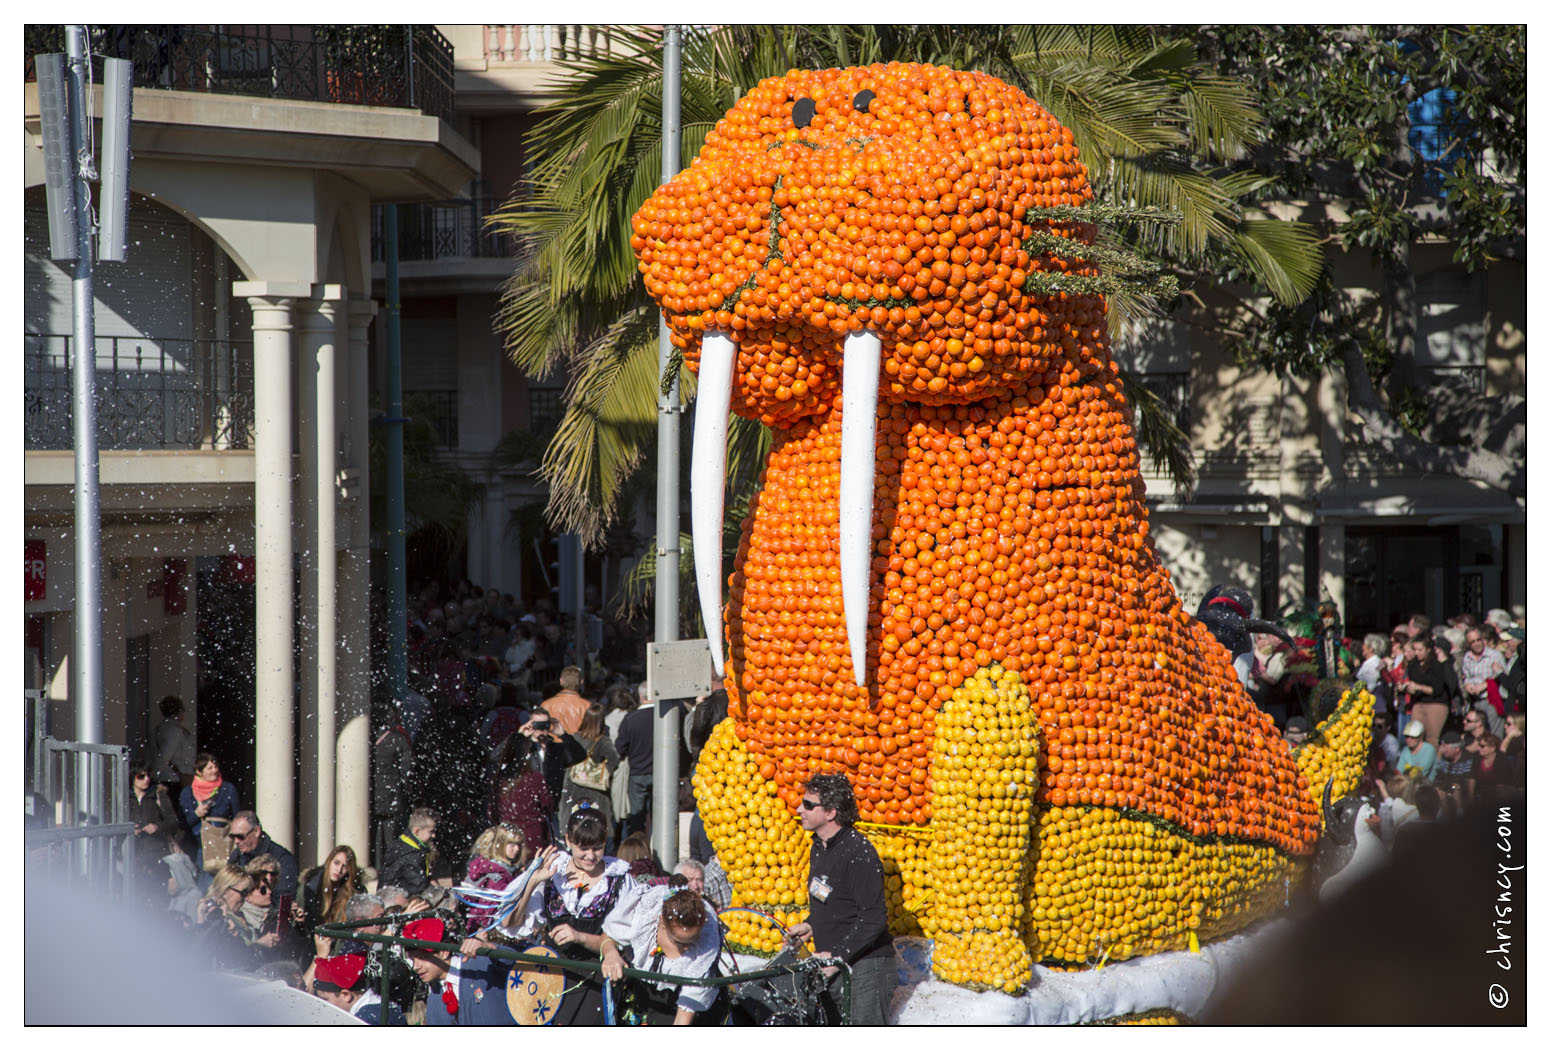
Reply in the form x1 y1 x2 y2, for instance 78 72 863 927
1349 608 1527 855
121 580 1524 1023
128 575 738 1023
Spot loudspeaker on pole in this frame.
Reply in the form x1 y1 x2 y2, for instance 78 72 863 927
35 52 77 262
97 57 133 263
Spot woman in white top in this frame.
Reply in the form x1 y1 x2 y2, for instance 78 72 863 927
603 881 725 1025
498 806 632 1025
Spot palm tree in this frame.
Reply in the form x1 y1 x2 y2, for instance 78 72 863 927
491 25 1322 569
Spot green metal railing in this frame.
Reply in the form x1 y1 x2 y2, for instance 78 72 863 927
316 914 852 1026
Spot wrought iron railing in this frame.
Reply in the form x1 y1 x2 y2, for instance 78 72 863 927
371 198 516 262
24 24 455 125
25 334 255 451
26 734 134 902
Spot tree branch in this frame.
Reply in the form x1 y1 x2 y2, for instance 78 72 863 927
1340 340 1524 496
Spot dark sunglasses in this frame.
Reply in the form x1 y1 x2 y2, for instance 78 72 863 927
799 799 825 811
227 830 252 840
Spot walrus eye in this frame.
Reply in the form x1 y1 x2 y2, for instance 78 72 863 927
853 90 875 113
792 97 817 129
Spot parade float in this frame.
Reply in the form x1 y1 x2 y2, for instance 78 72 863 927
630 62 1372 1016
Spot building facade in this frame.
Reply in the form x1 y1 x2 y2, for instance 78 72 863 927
23 25 478 866
1127 227 1526 634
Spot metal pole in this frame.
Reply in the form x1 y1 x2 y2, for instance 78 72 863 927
573 534 586 674
651 24 683 869
385 206 409 717
66 24 103 747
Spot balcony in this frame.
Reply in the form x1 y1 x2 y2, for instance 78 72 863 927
481 25 621 64
447 24 637 109
371 197 515 263
25 335 254 452
23 24 455 125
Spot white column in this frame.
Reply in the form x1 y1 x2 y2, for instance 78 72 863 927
299 286 343 866
238 283 306 852
335 297 376 860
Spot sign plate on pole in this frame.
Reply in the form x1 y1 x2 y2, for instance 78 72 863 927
647 639 713 701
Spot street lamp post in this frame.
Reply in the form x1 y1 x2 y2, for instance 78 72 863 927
650 24 684 869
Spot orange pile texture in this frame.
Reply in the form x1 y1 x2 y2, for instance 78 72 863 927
724 371 1319 853
631 62 1097 427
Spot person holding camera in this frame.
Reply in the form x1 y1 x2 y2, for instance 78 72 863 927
492 717 583 851
527 711 586 802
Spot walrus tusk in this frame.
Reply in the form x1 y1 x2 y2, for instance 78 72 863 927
840 330 882 688
692 331 737 678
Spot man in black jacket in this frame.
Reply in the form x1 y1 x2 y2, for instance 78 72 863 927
226 810 300 897
782 773 896 1025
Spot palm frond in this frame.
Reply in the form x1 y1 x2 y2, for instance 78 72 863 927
488 428 548 473
1228 219 1326 306
724 413 773 496
1175 75 1263 161
610 531 698 632
1118 368 1197 495
367 393 485 546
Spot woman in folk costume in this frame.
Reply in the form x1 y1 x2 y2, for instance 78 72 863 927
498 806 632 1024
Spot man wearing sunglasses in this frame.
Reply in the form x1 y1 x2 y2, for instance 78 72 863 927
226 810 299 897
782 773 897 1025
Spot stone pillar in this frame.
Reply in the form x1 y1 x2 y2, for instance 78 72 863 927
238 284 307 851
1277 371 1316 614
1278 516 1308 613
1319 522 1346 618
335 297 376 861
299 286 344 866
1316 369 1348 620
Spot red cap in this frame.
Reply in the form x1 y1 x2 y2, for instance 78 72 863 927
403 917 446 944
313 953 367 990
